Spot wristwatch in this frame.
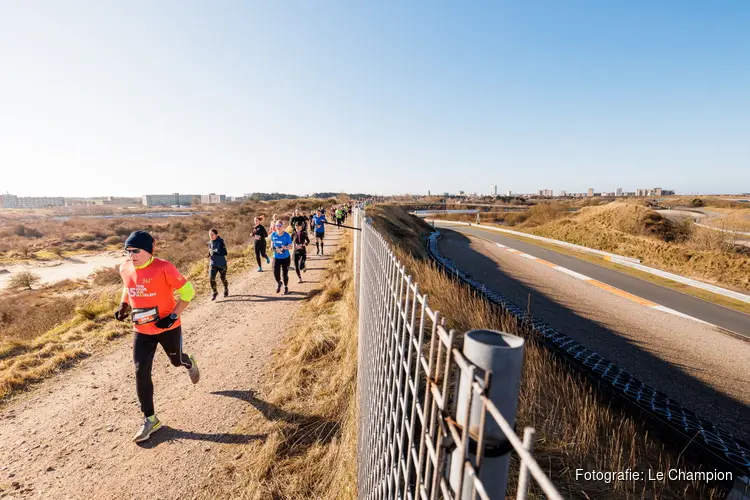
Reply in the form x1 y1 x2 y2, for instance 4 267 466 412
169 313 178 320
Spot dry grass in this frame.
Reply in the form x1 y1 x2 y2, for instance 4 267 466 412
521 202 750 292
702 211 750 232
0 285 129 401
369 205 726 499
203 231 358 500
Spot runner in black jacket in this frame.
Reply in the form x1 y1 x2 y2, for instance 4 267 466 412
208 229 229 300
290 209 308 233
292 222 310 283
252 217 270 272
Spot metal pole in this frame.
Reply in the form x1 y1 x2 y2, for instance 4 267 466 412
449 330 525 499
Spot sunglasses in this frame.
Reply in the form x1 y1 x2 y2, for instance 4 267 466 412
275 223 284 227
125 248 142 255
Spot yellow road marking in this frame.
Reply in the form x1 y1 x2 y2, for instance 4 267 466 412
588 280 658 307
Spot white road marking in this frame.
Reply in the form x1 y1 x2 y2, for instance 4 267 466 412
553 266 592 281
489 236 718 329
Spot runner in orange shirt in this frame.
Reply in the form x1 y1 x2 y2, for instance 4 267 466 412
114 230 200 443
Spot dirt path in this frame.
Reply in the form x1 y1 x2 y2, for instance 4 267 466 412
0 252 124 290
0 228 343 499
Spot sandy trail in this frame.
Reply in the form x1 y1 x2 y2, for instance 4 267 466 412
0 252 123 290
0 227 342 499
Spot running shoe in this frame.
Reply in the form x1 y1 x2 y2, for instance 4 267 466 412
211 292 218 301
188 354 200 384
276 282 282 294
257 266 262 272
223 288 229 298
284 287 289 295
265 256 270 264
298 278 303 284
133 415 162 443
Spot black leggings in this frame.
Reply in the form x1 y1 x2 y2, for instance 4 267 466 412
315 233 325 254
274 256 290 285
133 326 192 417
254 241 268 267
209 265 228 293
294 250 306 278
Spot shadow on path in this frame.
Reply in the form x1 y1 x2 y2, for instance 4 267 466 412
138 425 266 448
211 390 340 452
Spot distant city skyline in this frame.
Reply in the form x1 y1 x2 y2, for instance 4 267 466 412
1 2 748 197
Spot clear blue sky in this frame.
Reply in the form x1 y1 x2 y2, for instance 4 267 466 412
1 1 748 197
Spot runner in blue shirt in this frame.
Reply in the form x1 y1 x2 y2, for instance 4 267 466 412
270 220 293 294
311 209 328 255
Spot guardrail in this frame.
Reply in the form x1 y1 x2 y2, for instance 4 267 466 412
352 207 562 499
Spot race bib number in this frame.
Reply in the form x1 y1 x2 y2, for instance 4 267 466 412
131 307 159 325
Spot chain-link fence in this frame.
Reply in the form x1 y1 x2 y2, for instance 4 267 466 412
352 207 562 500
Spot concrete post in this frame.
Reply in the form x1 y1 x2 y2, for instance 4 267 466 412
449 330 525 499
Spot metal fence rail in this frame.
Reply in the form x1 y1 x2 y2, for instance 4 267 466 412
352 207 562 500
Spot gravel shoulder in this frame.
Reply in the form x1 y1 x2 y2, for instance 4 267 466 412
438 230 750 442
0 228 342 499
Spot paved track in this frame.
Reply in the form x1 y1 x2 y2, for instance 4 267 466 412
434 224 750 441
437 222 750 338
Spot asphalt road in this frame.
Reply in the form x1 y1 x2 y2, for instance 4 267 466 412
437 222 750 338
434 223 750 441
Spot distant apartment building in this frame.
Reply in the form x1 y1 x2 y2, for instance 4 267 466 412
489 184 497 196
96 196 141 206
587 188 594 197
559 190 567 197
538 189 554 197
142 193 198 207
1 194 18 208
200 193 226 204
634 187 673 197
1 193 64 208
616 188 623 196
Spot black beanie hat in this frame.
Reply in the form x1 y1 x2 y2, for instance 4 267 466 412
124 231 154 254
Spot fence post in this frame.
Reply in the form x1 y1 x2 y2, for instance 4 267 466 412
449 330 525 499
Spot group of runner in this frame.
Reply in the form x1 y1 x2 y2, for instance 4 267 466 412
114 203 353 442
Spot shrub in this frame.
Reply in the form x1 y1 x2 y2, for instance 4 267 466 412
72 232 96 242
18 245 31 259
104 236 121 245
92 266 121 286
75 293 119 321
8 271 41 291
691 198 705 208
14 225 43 238
49 246 65 258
